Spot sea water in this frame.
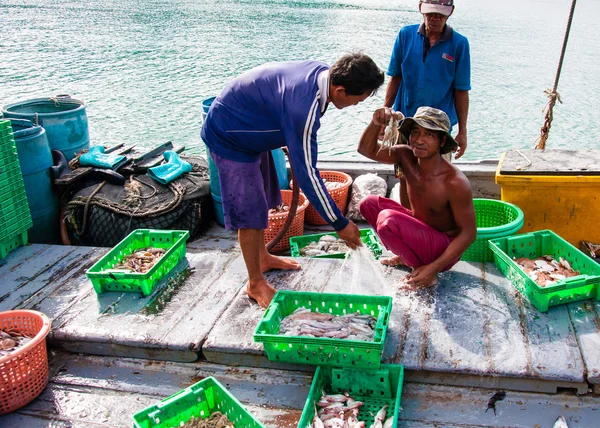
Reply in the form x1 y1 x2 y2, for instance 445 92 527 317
2 0 598 160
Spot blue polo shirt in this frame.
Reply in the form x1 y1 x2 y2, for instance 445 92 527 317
387 24 471 128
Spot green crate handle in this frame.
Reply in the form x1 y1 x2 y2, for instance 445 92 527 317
262 302 279 327
147 408 163 424
563 276 590 290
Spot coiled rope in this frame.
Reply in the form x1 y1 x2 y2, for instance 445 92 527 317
534 0 577 150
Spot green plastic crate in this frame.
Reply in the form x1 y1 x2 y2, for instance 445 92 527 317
298 364 404 428
0 162 23 187
289 229 384 259
489 230 600 312
254 290 393 369
462 198 524 262
0 196 31 240
132 376 266 428
86 229 189 296
0 231 27 260
0 120 11 131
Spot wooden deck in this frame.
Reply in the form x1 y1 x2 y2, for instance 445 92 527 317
0 224 599 426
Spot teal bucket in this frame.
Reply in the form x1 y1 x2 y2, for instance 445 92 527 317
201 96 289 226
9 119 60 244
2 95 90 161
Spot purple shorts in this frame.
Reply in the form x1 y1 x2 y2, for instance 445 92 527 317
211 151 282 230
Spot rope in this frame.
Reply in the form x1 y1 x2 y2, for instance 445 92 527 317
534 0 577 150
74 181 106 236
67 181 185 219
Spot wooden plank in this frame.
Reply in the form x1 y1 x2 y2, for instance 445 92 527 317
385 261 585 390
567 300 600 386
203 257 345 365
49 250 247 362
0 244 101 312
400 382 600 427
0 352 309 427
499 149 600 175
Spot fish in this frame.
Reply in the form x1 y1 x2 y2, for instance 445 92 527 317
370 404 388 428
112 246 166 273
485 391 506 416
279 307 377 341
312 403 325 428
383 416 394 428
553 416 569 428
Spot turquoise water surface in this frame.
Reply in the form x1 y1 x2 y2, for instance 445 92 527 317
1 0 598 161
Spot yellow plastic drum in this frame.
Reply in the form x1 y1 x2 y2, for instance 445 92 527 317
496 151 600 247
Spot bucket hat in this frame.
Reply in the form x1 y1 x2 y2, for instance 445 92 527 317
420 0 454 16
398 106 458 154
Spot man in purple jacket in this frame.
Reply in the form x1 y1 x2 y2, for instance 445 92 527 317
202 53 384 307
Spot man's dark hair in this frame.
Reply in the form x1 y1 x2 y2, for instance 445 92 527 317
330 52 385 96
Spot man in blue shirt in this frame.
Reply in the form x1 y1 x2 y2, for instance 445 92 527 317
385 0 471 207
386 0 470 157
202 53 384 307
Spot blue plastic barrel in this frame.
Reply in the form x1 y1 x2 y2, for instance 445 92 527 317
2 95 90 161
201 96 289 225
10 119 60 244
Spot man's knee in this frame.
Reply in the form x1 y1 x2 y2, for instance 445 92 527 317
358 194 379 216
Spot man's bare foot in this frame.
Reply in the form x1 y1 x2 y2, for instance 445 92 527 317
260 254 302 273
380 255 406 267
247 279 277 308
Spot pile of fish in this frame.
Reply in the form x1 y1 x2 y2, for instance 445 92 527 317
308 391 393 428
268 203 290 215
300 234 350 256
0 328 33 357
279 307 377 341
177 411 234 428
514 255 580 287
323 179 344 191
111 247 166 274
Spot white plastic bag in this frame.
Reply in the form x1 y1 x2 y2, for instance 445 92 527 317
389 182 401 203
346 173 388 221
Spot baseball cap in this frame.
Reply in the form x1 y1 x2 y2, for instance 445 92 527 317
420 0 454 16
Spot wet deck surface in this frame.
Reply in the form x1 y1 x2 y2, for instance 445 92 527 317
1 224 600 426
0 350 597 427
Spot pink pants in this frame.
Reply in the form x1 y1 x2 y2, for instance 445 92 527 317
359 195 459 271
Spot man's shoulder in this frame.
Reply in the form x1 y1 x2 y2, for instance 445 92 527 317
445 162 472 191
399 24 421 35
450 28 470 45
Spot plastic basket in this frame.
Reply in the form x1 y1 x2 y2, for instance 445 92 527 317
264 190 309 252
0 197 31 241
132 376 266 428
0 310 51 415
290 171 352 225
462 198 524 262
298 364 404 428
489 229 600 312
289 229 384 259
0 231 28 260
86 229 190 296
254 290 393 369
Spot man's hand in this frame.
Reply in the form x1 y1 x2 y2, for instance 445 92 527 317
374 108 404 140
337 220 363 250
454 131 467 159
406 263 440 287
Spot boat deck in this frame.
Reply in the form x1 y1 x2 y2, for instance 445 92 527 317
1 224 599 426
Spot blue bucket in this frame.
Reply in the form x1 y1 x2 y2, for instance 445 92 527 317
2 95 90 161
9 119 60 244
211 192 225 226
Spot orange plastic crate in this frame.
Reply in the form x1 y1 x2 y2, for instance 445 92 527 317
264 190 309 252
290 171 352 225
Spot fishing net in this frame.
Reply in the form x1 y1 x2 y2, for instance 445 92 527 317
64 156 212 247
